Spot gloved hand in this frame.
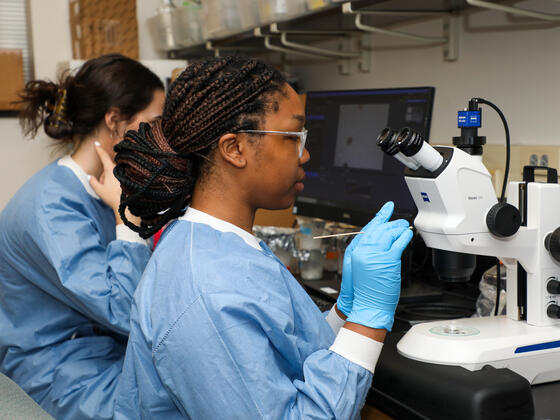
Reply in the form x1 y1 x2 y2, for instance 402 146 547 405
337 202 396 317
346 219 413 331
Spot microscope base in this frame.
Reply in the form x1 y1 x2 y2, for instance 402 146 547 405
397 315 560 384
369 332 534 420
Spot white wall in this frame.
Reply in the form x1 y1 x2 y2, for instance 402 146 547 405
293 4 560 146
0 0 72 210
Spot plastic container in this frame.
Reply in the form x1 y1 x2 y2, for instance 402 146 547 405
175 2 203 47
202 0 260 39
474 264 507 317
257 0 307 24
148 0 183 51
296 218 325 280
148 1 203 50
322 236 338 272
300 249 324 280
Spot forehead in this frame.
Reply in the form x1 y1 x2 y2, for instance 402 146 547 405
265 85 304 123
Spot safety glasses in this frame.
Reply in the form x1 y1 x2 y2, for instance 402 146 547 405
237 129 308 158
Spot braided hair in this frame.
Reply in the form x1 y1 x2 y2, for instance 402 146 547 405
114 56 287 238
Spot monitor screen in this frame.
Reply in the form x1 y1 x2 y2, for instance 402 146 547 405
295 87 435 226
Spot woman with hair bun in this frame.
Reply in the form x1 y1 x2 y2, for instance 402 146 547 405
0 54 165 419
113 56 412 419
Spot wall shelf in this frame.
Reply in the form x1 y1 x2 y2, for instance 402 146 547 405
167 0 559 72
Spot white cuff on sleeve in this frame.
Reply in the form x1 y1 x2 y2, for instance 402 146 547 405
116 224 148 245
325 305 346 334
329 327 383 374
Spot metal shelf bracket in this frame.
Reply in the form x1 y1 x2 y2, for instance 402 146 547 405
254 28 331 58
268 24 361 59
466 0 560 21
342 2 459 61
205 41 259 57
254 27 366 75
270 24 368 73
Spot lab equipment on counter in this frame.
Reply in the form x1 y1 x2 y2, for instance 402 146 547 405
296 218 325 280
378 97 560 386
253 225 297 271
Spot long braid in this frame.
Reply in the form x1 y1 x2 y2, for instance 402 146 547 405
114 56 286 238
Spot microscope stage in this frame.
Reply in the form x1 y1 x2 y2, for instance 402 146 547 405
397 315 560 384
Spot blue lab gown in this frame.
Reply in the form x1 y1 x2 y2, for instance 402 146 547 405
0 159 151 419
114 210 372 419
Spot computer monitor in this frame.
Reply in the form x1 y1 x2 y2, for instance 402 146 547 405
294 87 435 227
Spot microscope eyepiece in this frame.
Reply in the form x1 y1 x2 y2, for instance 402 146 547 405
396 128 424 157
377 128 399 155
376 128 421 170
395 127 443 172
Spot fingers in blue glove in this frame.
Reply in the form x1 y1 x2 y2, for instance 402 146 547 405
361 219 410 243
390 228 414 255
362 202 394 234
337 202 402 317
353 226 410 262
346 202 395 253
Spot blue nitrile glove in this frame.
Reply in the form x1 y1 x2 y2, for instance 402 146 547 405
346 220 413 331
337 202 396 316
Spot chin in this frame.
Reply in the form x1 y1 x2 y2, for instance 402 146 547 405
261 197 295 211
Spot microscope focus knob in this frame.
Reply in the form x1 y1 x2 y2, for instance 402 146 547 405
486 202 521 238
547 304 560 319
545 228 560 263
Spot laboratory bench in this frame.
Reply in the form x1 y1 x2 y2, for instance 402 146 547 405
299 274 560 420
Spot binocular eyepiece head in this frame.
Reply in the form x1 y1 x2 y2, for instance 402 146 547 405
376 128 421 170
376 127 443 173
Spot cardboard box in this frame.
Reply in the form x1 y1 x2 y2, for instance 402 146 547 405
254 208 296 228
0 49 24 111
70 0 139 59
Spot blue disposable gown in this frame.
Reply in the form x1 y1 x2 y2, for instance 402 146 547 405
0 159 151 419
114 210 372 419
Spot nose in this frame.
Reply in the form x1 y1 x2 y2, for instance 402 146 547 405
299 146 310 164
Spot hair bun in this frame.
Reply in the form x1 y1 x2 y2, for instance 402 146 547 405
114 120 195 238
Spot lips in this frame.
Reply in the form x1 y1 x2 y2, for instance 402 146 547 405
295 174 305 192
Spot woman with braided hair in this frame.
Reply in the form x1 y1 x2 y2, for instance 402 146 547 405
113 56 412 419
0 54 165 419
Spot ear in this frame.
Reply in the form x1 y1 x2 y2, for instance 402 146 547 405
217 133 247 169
104 107 122 135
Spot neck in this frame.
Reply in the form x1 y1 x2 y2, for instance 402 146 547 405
190 181 255 234
71 136 103 178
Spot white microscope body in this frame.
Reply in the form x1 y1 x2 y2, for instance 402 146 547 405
378 121 560 385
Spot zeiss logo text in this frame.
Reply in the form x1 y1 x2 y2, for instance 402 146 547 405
421 192 430 202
